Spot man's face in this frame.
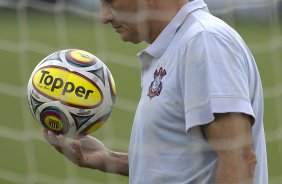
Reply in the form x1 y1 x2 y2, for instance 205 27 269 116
99 0 148 44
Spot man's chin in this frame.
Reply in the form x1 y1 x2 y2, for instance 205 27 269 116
119 34 140 44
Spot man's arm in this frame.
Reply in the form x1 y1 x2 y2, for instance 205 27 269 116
102 151 129 176
202 113 257 184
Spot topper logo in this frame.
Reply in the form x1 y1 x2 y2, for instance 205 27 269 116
33 66 103 108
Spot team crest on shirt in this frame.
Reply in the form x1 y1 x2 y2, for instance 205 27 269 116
148 67 167 99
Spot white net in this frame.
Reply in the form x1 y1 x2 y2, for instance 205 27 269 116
0 0 281 183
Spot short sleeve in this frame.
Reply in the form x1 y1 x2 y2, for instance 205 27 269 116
180 31 255 133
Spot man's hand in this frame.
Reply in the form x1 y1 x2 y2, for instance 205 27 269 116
42 128 129 176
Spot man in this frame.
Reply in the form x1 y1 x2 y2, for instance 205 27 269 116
43 0 268 183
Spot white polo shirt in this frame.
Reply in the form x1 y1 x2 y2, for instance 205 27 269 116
129 0 268 183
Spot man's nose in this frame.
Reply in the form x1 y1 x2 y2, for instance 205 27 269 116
99 5 114 24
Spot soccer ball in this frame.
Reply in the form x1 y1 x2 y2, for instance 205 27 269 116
27 49 116 137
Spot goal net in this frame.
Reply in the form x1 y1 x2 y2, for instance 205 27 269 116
0 0 281 183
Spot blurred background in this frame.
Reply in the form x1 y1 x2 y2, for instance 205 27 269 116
0 0 281 183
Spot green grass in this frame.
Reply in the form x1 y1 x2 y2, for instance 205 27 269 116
0 7 281 184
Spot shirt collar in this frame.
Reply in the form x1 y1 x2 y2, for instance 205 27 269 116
139 0 208 58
